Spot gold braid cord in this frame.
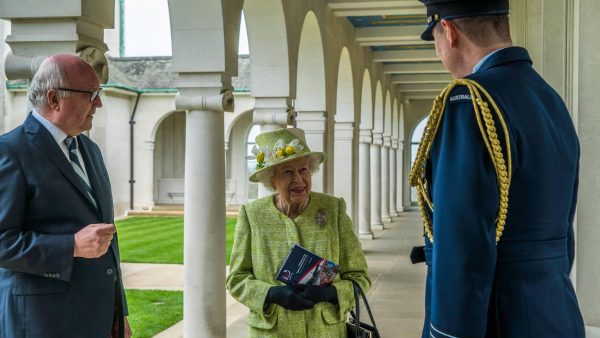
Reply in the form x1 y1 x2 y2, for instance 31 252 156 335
409 79 512 244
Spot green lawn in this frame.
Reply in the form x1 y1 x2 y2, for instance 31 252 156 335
125 289 183 338
116 216 238 264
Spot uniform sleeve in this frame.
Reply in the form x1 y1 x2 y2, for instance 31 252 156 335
332 197 372 320
0 142 75 281
225 204 275 318
429 97 499 337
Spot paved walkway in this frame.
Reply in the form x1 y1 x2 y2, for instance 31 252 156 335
121 210 426 337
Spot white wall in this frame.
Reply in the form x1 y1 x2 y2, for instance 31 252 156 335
3 91 29 132
88 89 140 216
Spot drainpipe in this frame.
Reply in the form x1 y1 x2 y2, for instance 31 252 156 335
129 92 141 210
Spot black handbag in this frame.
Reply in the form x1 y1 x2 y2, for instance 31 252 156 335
346 279 381 338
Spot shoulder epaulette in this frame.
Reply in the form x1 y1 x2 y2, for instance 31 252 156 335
409 79 512 244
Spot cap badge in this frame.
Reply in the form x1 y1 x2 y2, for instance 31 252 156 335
427 14 440 23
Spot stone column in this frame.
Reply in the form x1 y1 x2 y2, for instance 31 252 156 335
576 0 600 335
253 96 295 131
359 129 373 239
141 140 156 210
296 111 327 193
333 121 354 221
380 136 392 222
389 138 399 217
396 141 405 213
252 96 295 197
175 83 234 337
370 132 384 230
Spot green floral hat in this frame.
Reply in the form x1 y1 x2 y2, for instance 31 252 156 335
249 128 327 183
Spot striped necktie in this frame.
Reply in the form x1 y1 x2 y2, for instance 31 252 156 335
64 136 97 208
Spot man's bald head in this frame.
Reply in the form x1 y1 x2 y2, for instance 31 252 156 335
28 54 98 112
28 54 103 136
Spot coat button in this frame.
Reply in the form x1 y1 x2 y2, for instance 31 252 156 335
106 268 114 276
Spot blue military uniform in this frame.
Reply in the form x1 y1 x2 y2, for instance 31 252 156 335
411 1 586 337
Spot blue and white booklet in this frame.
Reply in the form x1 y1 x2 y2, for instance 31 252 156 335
276 244 341 286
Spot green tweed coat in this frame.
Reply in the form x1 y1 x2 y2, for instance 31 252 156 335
226 192 371 338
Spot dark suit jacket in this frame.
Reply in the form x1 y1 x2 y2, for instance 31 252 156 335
421 47 585 338
0 113 128 338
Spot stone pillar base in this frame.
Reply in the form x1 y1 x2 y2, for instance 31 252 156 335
382 216 392 223
359 233 374 240
390 211 400 217
587 326 600 338
371 224 384 231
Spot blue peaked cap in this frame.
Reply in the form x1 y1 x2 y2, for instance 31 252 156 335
419 0 509 41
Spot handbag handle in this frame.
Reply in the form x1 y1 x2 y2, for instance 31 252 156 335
349 279 379 332
351 279 361 337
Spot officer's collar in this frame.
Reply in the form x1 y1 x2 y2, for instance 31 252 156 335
474 47 532 73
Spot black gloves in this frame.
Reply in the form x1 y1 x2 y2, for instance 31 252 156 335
294 284 339 305
410 246 426 264
264 284 339 311
264 285 315 311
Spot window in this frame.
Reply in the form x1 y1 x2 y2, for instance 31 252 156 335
410 117 428 204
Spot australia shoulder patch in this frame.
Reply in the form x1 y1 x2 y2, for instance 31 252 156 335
448 93 472 104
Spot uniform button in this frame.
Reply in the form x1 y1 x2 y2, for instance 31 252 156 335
106 268 114 276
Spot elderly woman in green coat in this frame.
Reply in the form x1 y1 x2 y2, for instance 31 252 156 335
226 128 371 338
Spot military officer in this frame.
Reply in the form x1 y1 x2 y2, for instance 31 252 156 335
410 1 586 337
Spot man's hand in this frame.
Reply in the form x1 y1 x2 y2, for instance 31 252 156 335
74 223 116 258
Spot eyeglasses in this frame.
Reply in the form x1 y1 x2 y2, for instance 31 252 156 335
56 87 102 102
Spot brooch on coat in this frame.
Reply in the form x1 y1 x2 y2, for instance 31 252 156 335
316 209 326 228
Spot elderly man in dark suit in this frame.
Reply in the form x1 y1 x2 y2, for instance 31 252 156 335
410 0 585 337
0 54 131 338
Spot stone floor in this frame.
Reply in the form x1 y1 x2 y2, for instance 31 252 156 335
121 210 426 337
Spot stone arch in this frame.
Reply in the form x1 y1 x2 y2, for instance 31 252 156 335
296 11 325 112
226 109 255 204
373 81 384 134
225 108 253 142
153 110 186 204
409 116 428 204
243 0 290 97
151 109 183 142
399 101 405 141
335 47 354 123
333 47 355 219
383 90 392 137
392 98 399 141
360 69 373 129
